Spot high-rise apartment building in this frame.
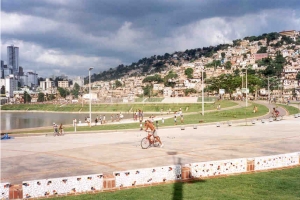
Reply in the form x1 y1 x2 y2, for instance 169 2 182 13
27 72 38 87
1 60 4 79
7 45 19 74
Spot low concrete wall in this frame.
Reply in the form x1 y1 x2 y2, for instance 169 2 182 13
22 173 103 199
185 158 247 178
254 152 299 171
3 152 300 199
0 183 10 199
114 165 181 188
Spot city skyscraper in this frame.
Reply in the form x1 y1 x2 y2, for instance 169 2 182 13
7 45 19 74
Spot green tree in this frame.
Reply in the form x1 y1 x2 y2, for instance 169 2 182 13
58 87 69 98
257 47 267 53
184 88 197 96
184 68 194 79
164 71 178 88
221 52 225 59
205 60 221 68
48 94 55 101
224 61 232 70
143 84 153 98
37 92 45 102
23 91 31 103
296 72 300 80
71 83 80 98
115 80 122 88
234 69 240 76
143 74 163 83
73 83 80 91
233 39 241 46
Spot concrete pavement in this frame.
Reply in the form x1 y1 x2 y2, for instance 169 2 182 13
1 114 299 184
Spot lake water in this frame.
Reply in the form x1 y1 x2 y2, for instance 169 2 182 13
1 112 138 130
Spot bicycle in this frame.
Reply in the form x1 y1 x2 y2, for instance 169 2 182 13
270 113 282 121
141 131 161 149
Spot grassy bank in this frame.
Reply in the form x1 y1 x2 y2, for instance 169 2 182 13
277 104 300 115
10 103 268 134
1 101 236 113
49 166 300 200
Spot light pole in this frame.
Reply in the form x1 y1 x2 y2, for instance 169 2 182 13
268 76 270 103
268 76 278 103
245 68 248 107
201 67 204 116
89 67 93 127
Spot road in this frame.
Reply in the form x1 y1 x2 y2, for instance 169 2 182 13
1 112 299 184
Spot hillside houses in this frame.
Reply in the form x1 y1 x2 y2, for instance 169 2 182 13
6 31 300 104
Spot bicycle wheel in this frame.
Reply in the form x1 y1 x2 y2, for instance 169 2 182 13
153 136 160 147
141 137 150 149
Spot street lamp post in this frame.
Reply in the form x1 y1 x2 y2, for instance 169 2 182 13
89 67 93 127
245 68 248 107
202 67 204 116
268 76 278 103
268 76 270 103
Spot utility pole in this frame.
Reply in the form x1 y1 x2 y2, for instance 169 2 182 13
202 67 204 116
245 68 248 107
268 76 270 103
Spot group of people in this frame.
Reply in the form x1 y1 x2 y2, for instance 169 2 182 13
174 108 183 125
134 109 144 121
95 115 106 125
110 113 124 122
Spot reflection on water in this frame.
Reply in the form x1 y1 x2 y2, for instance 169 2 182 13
1 112 136 130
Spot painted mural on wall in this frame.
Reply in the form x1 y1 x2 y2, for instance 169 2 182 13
114 165 181 188
22 174 103 198
254 152 299 171
186 158 247 178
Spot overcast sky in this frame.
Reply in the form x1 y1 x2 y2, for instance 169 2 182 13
1 0 300 78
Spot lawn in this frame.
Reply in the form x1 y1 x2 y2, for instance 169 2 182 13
10 103 268 134
277 104 300 115
48 166 300 200
1 101 237 113
144 98 164 102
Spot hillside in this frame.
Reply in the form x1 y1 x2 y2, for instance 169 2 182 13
88 31 299 83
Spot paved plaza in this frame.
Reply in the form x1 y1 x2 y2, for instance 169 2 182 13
1 115 300 184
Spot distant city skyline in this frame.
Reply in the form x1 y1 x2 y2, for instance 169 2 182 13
1 0 300 77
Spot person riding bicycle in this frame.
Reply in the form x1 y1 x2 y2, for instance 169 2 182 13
272 107 280 118
144 120 163 148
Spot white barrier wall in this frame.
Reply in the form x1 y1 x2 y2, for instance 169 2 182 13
22 174 103 198
186 158 247 178
0 183 10 200
114 165 181 188
254 152 299 171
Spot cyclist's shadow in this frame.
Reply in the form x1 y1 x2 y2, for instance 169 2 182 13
172 157 183 200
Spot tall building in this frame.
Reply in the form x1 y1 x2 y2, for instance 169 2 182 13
72 76 84 87
1 60 4 79
40 78 54 91
5 75 18 98
19 66 24 76
7 45 19 74
27 72 38 88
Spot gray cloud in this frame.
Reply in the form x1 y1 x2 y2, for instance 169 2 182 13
1 0 300 77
